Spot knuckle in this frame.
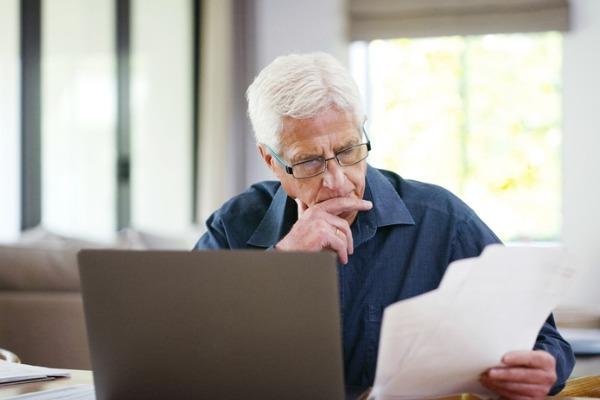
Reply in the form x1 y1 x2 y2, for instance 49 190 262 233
304 208 318 220
316 219 329 230
539 386 551 395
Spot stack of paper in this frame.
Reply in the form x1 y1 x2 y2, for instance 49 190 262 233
370 244 575 400
0 361 70 385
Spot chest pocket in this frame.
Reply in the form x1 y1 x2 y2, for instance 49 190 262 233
365 304 384 384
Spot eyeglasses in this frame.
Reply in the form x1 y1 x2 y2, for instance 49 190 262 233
265 130 371 179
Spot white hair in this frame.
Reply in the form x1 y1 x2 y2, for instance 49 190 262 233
246 52 365 151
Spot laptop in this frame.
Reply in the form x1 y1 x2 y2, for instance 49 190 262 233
78 250 349 400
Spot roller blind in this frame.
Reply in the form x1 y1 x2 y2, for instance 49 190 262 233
349 0 570 41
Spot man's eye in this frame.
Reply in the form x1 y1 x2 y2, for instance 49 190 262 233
338 147 360 163
299 159 323 169
295 158 324 175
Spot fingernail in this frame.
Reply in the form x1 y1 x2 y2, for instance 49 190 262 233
488 369 499 378
364 200 373 208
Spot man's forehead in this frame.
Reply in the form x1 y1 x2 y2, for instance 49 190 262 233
278 108 361 157
285 131 360 149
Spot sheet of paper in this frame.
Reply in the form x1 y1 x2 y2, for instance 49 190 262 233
6 384 95 399
0 361 70 385
370 244 575 400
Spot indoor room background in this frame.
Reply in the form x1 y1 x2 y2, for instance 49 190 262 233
0 0 598 308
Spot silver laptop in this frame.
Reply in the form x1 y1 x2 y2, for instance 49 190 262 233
78 250 346 400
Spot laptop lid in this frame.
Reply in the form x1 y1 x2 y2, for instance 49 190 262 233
78 250 344 400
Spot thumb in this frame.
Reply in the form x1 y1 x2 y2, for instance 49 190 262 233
295 198 308 218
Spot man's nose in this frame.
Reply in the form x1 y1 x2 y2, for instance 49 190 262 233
322 158 346 191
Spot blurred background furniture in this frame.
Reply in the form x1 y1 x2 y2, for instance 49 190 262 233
555 307 600 379
0 348 20 363
0 227 201 369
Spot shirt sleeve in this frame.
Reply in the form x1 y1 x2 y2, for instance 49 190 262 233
451 212 575 394
193 212 230 249
534 314 576 394
450 212 502 262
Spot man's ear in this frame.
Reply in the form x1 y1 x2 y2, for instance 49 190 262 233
257 144 276 172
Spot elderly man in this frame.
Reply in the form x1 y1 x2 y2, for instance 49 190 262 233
194 53 574 398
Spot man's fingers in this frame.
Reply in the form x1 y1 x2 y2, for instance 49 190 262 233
481 378 540 400
322 226 349 264
480 354 556 400
481 375 550 399
316 197 372 216
494 381 550 398
481 378 527 400
287 197 364 261
321 213 353 254
502 350 556 370
487 367 555 385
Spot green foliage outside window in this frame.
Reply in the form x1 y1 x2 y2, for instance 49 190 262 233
356 33 562 241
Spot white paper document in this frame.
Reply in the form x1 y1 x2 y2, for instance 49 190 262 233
370 244 575 400
6 384 95 400
0 361 70 385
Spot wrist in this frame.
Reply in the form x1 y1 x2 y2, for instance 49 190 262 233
274 238 292 251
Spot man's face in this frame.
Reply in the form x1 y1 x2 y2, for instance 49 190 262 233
260 108 367 225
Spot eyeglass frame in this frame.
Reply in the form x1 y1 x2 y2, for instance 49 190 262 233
263 128 372 179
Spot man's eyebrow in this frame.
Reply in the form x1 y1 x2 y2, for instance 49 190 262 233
290 151 322 164
334 137 360 152
288 137 362 163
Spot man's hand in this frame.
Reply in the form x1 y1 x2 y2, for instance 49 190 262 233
480 350 557 400
275 197 373 264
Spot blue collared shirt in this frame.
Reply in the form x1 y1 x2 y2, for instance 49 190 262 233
194 165 574 393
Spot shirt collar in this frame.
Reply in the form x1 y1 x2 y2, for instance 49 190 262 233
246 165 415 248
364 165 415 228
246 185 293 248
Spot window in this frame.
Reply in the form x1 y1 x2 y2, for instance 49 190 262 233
130 0 194 235
0 0 21 242
350 33 562 242
42 0 117 241
11 0 195 242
